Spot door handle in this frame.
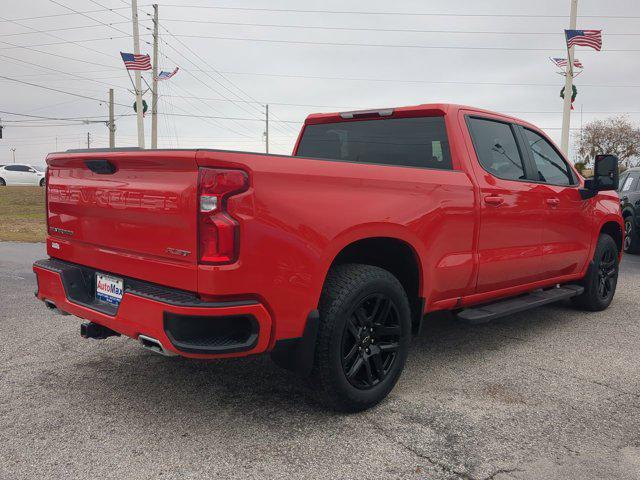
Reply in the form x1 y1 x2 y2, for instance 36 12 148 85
484 195 504 206
546 198 560 207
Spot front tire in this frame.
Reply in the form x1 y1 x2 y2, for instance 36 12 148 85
572 233 619 311
312 264 411 412
0 178 5 186
39 178 46 187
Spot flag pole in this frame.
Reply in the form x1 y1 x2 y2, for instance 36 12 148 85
151 4 159 149
560 0 578 156
131 0 145 149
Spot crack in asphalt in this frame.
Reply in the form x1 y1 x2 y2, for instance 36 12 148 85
524 362 640 400
365 419 522 480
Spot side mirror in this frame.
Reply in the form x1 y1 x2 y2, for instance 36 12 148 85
593 154 619 191
580 154 619 199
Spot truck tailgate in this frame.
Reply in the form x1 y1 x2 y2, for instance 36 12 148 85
46 150 199 291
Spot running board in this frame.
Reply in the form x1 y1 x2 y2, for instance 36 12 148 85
456 285 584 325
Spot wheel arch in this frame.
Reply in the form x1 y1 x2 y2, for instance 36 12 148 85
322 233 424 331
600 220 623 254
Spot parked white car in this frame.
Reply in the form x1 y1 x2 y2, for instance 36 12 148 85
0 164 46 186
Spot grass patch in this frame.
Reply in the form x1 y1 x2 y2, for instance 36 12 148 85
0 186 46 242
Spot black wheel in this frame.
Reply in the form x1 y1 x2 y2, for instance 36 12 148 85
39 178 46 187
572 234 619 311
312 264 411 412
0 178 5 186
623 216 640 254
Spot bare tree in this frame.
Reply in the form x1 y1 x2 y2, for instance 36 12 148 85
575 115 640 168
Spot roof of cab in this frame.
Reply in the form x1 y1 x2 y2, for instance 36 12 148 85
304 103 534 129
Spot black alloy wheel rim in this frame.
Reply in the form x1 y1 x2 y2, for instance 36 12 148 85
624 220 633 251
341 293 402 390
597 246 617 300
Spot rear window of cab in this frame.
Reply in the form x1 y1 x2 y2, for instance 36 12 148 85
295 116 452 170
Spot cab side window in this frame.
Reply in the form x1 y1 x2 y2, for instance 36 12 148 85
467 117 526 181
523 129 575 186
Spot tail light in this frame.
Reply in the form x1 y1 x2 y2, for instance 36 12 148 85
45 166 50 233
198 167 249 264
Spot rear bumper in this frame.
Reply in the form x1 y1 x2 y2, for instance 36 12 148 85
33 258 272 359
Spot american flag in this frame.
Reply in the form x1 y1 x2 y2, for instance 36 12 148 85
156 67 179 81
120 52 151 71
565 30 602 51
549 57 584 69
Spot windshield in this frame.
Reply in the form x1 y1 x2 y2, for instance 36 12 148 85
32 165 45 172
296 116 452 169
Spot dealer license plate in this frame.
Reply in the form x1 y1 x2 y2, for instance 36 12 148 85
96 273 124 305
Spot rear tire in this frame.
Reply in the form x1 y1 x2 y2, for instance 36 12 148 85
312 264 411 412
571 234 619 311
623 216 640 254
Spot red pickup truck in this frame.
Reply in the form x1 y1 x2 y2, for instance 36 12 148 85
34 103 623 411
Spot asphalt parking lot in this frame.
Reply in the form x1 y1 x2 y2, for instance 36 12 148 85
1 242 639 480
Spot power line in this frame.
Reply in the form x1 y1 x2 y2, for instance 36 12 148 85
49 0 132 37
0 35 149 50
0 75 130 107
160 19 640 36
0 21 135 37
162 94 344 109
159 4 640 19
154 31 257 138
0 37 123 69
0 6 145 23
213 70 640 88
169 33 640 52
0 14 121 62
157 112 300 123
0 53 131 91
155 22 296 136
0 110 117 122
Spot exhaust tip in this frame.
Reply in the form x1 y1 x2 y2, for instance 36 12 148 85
138 335 176 357
44 299 70 315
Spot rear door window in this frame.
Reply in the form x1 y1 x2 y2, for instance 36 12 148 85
296 116 452 169
467 117 526 181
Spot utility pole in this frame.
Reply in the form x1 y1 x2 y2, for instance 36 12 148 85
10 148 16 163
87 132 91 149
265 104 269 154
151 4 159 149
560 0 578 156
131 0 145 148
108 88 116 148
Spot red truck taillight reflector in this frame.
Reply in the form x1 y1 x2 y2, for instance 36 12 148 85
198 167 248 265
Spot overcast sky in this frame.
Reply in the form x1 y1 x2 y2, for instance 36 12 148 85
1 0 638 166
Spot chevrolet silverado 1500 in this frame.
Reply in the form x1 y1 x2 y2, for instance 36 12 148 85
33 104 623 411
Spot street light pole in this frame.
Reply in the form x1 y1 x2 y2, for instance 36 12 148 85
10 148 16 163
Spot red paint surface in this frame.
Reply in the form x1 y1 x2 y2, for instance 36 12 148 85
36 104 623 358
